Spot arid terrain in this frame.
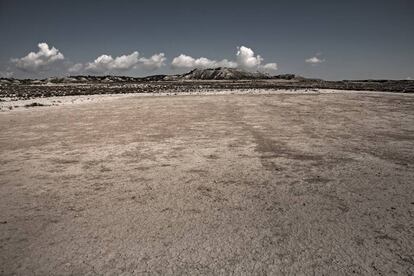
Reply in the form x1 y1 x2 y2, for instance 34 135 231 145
0 88 413 275
1 68 414 104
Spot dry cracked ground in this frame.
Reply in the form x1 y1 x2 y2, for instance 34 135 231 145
0 91 413 275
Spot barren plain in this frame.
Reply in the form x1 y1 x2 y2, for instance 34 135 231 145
0 90 413 275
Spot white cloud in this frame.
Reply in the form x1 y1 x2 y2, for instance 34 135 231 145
306 56 325 64
76 51 166 74
139 53 166 71
171 45 276 71
9 43 278 76
171 54 194 68
236 46 263 69
236 46 278 71
215 59 238 68
194 57 237 68
171 54 237 69
85 51 139 73
194 57 218 68
259 62 278 71
11 42 64 72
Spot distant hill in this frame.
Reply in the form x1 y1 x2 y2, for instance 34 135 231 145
1 68 413 93
2 68 413 93
0 68 309 84
178 67 270 80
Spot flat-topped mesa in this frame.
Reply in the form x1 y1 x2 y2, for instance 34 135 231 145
181 67 271 80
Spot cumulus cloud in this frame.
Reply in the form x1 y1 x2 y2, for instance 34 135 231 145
306 55 325 64
11 42 64 72
259 62 278 71
8 42 278 76
138 53 166 71
171 46 277 72
171 54 194 68
237 46 278 71
67 51 166 74
85 51 139 73
236 46 263 69
171 54 237 69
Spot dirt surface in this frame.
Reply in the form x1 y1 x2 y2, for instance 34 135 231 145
0 91 413 275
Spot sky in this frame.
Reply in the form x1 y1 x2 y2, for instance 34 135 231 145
0 0 413 80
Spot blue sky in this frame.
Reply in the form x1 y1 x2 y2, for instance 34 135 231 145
0 0 413 80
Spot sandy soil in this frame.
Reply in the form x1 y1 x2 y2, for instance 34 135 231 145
0 93 139 112
0 88 401 112
0 90 413 275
